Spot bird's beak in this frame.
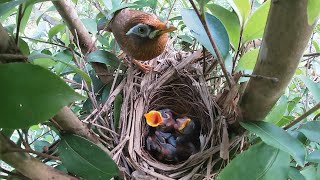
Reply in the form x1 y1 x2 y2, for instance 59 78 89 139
176 117 191 130
144 110 163 127
158 24 177 35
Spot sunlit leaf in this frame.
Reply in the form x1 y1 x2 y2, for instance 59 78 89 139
241 121 306 166
307 0 320 25
207 4 240 49
265 95 288 125
236 48 259 71
301 165 317 180
288 167 306 180
0 64 85 129
86 50 120 68
242 0 270 43
298 121 320 143
307 150 320 163
227 0 251 25
0 0 25 17
18 4 33 33
48 24 65 41
181 9 230 58
59 134 119 179
312 40 320 53
217 143 290 180
29 53 92 85
298 76 320 103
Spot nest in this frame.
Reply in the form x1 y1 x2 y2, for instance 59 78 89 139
99 41 243 179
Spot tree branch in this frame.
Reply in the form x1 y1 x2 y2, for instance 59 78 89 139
284 102 320 130
52 0 113 84
0 133 77 180
239 0 317 121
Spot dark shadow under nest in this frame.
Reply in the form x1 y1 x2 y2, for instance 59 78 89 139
99 42 243 179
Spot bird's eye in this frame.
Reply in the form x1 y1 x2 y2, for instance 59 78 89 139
138 27 145 34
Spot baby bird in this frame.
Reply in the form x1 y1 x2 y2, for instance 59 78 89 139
144 109 176 132
107 8 176 72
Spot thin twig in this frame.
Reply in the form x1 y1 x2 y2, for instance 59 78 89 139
188 0 233 88
303 52 320 57
15 5 23 45
9 148 60 160
206 74 278 83
284 102 320 130
166 0 178 21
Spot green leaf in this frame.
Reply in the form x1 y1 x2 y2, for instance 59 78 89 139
48 24 65 41
242 1 270 43
0 64 85 129
298 76 320 103
236 48 259 71
18 38 30 55
265 95 288 125
241 121 306 166
0 0 25 17
29 53 92 85
298 121 320 143
301 165 317 180
307 150 320 163
207 4 240 49
18 4 33 33
81 18 97 34
59 134 119 179
227 0 251 25
288 167 306 180
307 0 320 25
312 40 320 53
181 9 230 58
217 143 290 180
86 50 120 68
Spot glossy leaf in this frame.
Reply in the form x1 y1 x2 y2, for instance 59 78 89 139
207 4 240 49
312 40 320 53
81 18 97 34
307 0 320 25
298 121 320 143
227 0 251 25
298 76 320 103
181 9 230 58
18 4 33 33
265 95 288 125
236 48 259 71
29 53 92 85
217 143 290 180
59 134 118 179
288 167 306 180
48 24 65 41
0 64 85 129
307 150 320 163
0 0 25 17
301 166 317 180
242 1 270 43
241 121 306 166
86 50 120 68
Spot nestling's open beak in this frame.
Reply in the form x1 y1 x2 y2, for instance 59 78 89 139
175 117 191 130
144 110 163 127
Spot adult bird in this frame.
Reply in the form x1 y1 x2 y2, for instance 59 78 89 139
107 8 176 72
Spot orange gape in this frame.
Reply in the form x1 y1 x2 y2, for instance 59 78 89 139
144 110 163 127
107 8 176 72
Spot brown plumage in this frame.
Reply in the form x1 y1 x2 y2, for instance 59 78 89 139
107 8 176 71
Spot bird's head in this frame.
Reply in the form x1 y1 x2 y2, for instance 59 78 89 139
144 110 163 127
126 22 176 39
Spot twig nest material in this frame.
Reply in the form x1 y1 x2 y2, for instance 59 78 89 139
101 43 242 179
